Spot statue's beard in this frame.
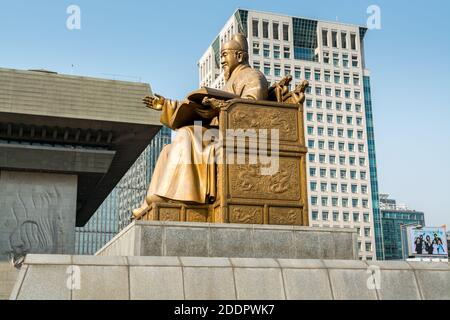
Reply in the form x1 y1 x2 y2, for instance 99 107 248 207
224 67 230 81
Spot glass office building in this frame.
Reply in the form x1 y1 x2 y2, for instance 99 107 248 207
380 194 425 260
75 127 171 254
199 9 380 260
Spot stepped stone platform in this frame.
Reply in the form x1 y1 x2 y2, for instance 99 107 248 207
96 221 359 260
9 254 450 300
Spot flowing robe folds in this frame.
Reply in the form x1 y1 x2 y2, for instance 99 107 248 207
146 64 268 203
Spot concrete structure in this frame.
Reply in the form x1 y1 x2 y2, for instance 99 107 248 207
96 221 358 260
0 67 161 261
75 127 171 255
198 9 382 260
380 194 426 260
10 254 450 300
0 263 19 300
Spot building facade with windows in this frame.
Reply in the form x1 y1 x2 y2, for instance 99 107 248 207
379 194 425 260
75 127 171 254
198 9 381 260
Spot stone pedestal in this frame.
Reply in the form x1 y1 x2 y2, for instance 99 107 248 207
96 220 358 260
0 171 77 262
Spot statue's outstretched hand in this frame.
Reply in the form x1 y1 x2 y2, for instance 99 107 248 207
143 94 165 111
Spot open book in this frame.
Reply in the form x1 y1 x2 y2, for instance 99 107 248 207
169 87 239 129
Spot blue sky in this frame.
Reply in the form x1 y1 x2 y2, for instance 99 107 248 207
1 0 449 227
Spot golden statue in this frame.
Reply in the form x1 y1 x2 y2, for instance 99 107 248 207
132 33 309 227
132 34 269 218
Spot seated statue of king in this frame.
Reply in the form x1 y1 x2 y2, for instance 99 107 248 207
132 33 269 218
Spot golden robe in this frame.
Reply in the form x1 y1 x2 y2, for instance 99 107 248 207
146 64 268 203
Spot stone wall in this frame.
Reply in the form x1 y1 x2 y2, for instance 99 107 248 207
96 221 358 260
10 254 450 300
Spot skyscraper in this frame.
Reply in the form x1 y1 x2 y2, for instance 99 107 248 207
199 9 381 260
75 127 171 254
379 194 425 260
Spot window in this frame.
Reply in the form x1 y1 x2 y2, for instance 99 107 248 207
322 211 329 221
305 69 311 80
346 116 353 125
359 157 366 166
317 113 323 122
309 167 316 177
264 64 270 76
363 213 370 223
326 100 332 109
309 153 315 162
321 197 328 206
315 70 321 81
352 198 359 208
338 142 345 151
263 21 269 38
360 171 367 180
317 127 323 136
356 117 362 126
310 181 317 191
346 103 352 112
320 168 327 177
263 44 270 58
323 51 330 64
351 184 358 193
350 34 357 50
353 76 360 86
362 199 369 208
353 212 360 222
319 154 326 164
336 102 342 111
316 100 323 109
253 61 260 71
284 46 290 59
352 55 358 67
308 139 315 148
306 99 312 108
274 64 281 76
294 67 301 79
361 185 368 194
350 170 357 179
340 170 347 179
307 112 313 121
312 211 318 220
252 20 259 37
333 211 339 221
334 73 341 84
322 29 328 46
283 24 289 41
320 182 327 192
355 104 362 112
345 90 351 98
324 71 331 82
332 197 338 206
253 42 260 55
318 140 325 149
354 91 361 99
330 168 337 178
335 89 341 97
365 242 372 252
328 140 335 148
333 53 339 67
341 32 347 49
339 156 346 165
327 114 333 123
332 31 338 48
349 156 356 166
348 143 355 152
272 22 279 40
357 130 363 139
337 128 344 137
347 130 354 139
325 88 332 97
343 212 350 221
344 74 350 84
343 54 349 68
364 228 371 237
274 45 280 59
331 184 338 192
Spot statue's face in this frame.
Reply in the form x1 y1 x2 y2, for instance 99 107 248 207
221 49 242 81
